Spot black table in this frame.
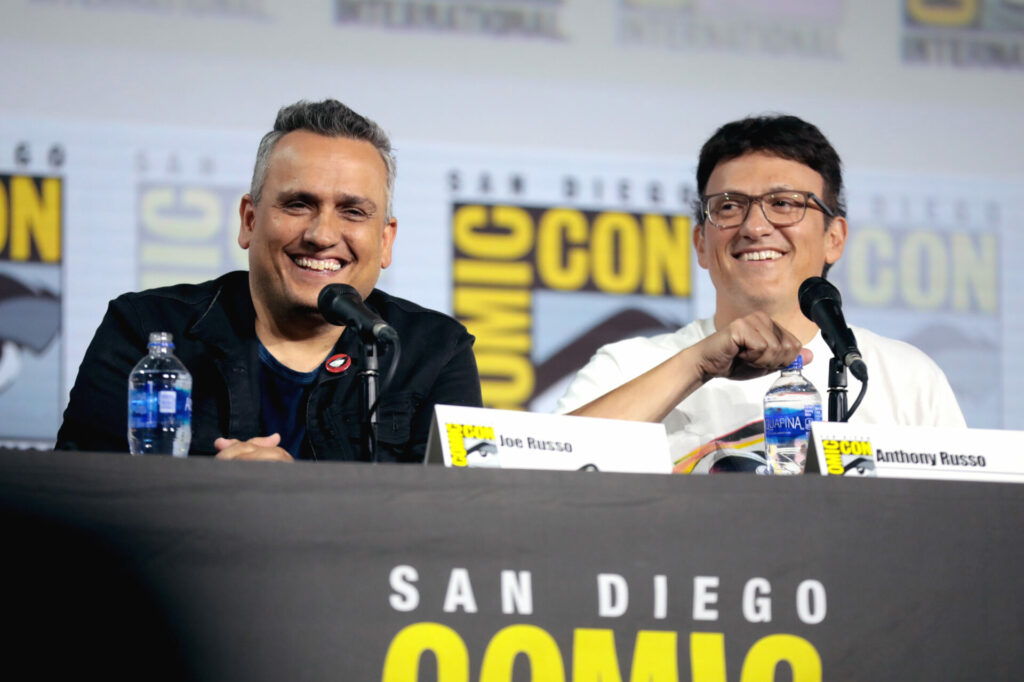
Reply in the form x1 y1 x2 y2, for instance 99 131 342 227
1 448 1021 681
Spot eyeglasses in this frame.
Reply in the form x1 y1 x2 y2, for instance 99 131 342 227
701 190 835 229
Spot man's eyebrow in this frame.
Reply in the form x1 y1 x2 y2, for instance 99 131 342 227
336 193 378 212
717 185 798 195
275 190 318 204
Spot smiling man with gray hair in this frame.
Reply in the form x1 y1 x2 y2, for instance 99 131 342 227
58 99 482 460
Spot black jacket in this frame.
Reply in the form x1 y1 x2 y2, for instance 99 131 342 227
56 271 482 461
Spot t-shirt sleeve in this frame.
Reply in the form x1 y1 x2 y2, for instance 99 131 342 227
922 361 967 428
553 343 630 415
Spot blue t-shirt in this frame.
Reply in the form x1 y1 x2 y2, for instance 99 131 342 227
257 342 319 459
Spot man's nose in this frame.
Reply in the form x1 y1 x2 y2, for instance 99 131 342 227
303 211 342 248
737 199 774 237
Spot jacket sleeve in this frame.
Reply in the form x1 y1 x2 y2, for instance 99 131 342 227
426 328 483 410
402 327 482 462
56 296 148 452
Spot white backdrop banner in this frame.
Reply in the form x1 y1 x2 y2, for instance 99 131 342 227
0 116 1018 446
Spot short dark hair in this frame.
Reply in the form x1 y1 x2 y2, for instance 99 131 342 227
695 114 846 227
249 99 396 218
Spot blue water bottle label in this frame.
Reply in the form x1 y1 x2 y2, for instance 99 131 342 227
129 387 158 428
765 405 822 441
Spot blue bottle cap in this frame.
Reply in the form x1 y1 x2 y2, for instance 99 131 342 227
785 355 803 371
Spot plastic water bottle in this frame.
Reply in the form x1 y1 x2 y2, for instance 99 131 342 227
128 332 192 456
763 355 822 475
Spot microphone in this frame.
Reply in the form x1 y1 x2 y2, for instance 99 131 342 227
317 284 398 343
798 277 867 382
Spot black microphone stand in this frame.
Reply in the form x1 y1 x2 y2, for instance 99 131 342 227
359 339 380 462
828 357 849 423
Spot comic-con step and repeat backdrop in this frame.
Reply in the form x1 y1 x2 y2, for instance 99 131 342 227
1 117 1019 448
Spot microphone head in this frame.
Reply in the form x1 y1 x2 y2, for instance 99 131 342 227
318 282 360 310
798 276 842 322
317 283 396 345
317 283 363 327
318 282 360 313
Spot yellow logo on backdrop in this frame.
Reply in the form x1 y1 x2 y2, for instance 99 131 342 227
0 175 62 263
137 184 246 289
453 203 691 410
902 0 1022 67
907 0 978 27
845 226 997 313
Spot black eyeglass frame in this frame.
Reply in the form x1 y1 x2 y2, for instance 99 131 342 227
700 190 836 230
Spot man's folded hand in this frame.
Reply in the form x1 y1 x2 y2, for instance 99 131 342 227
214 433 294 462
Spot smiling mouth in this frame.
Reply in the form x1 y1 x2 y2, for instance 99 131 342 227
292 255 344 272
736 250 784 262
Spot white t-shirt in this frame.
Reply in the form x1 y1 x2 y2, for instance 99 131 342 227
555 318 966 468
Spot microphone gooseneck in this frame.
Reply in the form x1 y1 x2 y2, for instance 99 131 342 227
317 283 403 462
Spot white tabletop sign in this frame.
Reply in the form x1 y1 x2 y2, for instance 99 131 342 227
807 421 1024 483
425 405 672 474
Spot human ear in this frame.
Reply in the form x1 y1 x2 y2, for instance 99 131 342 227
238 194 256 249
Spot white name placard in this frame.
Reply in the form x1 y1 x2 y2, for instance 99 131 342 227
425 405 672 474
807 421 1024 483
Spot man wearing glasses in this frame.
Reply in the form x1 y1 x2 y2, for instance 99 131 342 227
556 115 964 468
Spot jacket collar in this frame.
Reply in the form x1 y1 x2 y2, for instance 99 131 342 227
188 271 257 357
187 273 391 368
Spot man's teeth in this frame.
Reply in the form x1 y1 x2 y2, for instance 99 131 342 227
738 250 783 261
293 256 341 271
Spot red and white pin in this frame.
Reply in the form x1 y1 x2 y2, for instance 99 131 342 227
324 353 352 374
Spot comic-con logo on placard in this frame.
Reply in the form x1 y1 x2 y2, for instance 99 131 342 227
452 201 692 412
445 422 498 467
822 438 876 476
0 165 63 445
334 0 565 39
902 0 1024 68
618 0 843 58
